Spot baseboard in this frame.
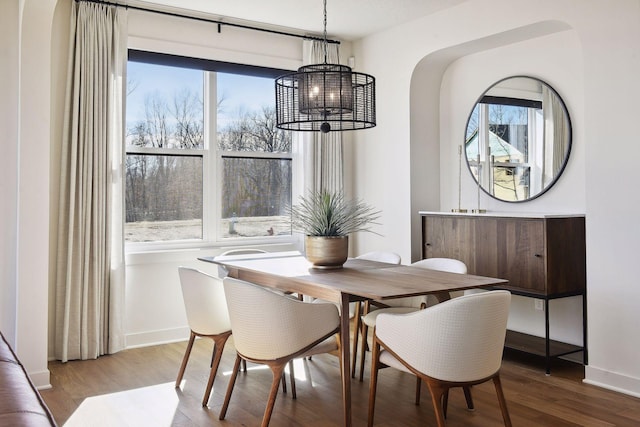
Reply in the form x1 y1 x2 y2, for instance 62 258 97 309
125 327 190 349
584 365 640 398
29 369 52 390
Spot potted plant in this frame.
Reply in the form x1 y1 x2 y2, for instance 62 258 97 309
289 190 380 269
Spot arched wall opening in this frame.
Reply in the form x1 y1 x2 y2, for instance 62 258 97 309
409 20 578 261
408 20 586 349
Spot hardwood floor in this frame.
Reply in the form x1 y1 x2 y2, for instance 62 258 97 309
41 336 640 426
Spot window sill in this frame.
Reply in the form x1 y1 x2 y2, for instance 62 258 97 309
125 238 299 266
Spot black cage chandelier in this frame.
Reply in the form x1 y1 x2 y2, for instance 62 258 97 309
275 0 376 133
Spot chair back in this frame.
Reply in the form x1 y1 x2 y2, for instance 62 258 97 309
385 258 467 308
411 257 467 274
214 249 268 277
178 267 231 336
223 277 339 360
356 251 401 264
219 248 267 256
376 290 511 382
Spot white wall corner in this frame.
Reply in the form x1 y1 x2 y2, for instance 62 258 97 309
30 369 52 390
584 366 640 399
125 326 191 350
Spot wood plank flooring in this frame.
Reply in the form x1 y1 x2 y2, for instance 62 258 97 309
40 336 640 426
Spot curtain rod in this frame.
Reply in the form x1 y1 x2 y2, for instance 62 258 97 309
76 0 341 44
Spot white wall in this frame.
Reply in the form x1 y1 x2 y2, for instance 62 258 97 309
351 0 640 397
439 30 585 346
0 0 21 345
440 31 585 214
0 0 59 388
47 0 71 363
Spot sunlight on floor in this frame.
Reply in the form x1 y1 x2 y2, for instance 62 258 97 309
221 358 311 382
64 382 179 427
63 360 314 426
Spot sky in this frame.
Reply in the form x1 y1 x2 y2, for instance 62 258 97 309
126 61 275 131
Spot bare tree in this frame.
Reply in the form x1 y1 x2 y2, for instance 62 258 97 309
172 88 204 149
126 89 203 224
126 86 291 233
218 105 292 219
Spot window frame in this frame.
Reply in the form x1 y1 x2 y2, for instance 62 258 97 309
472 98 543 201
125 51 296 251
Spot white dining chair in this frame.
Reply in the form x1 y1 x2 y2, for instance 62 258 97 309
368 290 512 427
356 251 402 264
218 248 267 257
175 267 232 407
220 277 340 427
215 248 267 278
357 257 467 381
215 248 300 388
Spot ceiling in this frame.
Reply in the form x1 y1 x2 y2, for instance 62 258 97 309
131 0 467 41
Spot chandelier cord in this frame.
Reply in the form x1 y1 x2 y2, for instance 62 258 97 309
323 0 328 64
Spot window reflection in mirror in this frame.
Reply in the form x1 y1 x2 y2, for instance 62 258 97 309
465 76 571 202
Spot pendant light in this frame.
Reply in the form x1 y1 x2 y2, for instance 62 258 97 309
275 0 376 133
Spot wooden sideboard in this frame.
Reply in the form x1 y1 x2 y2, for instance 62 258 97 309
420 211 587 373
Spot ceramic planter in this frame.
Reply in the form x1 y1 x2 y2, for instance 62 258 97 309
304 235 348 269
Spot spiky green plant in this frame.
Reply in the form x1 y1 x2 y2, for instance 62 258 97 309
289 190 381 237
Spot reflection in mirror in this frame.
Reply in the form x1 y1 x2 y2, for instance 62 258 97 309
465 76 571 202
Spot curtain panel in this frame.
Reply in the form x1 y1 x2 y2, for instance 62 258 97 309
55 1 127 362
542 85 568 186
302 40 345 194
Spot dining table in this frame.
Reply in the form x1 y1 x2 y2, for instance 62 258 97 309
199 251 508 427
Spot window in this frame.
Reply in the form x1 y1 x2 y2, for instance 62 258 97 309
466 97 543 201
125 54 293 245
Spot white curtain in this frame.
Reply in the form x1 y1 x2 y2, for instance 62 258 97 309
542 86 568 186
55 1 127 362
302 40 344 194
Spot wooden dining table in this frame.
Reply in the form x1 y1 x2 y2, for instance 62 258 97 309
200 251 508 427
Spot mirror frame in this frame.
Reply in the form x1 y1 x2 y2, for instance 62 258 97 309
464 75 572 203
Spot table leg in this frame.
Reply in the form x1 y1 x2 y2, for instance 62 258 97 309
351 301 361 378
433 291 452 303
340 292 352 427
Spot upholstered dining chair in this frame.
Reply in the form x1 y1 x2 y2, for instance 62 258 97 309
368 290 512 427
220 277 341 427
175 267 232 407
215 248 267 277
356 257 467 381
218 248 267 256
356 251 402 264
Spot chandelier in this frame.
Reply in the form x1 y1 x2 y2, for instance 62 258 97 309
275 0 376 133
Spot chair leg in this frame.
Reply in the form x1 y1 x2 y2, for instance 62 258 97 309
175 331 196 388
425 381 449 427
219 354 242 420
442 389 449 419
289 360 297 399
463 386 474 411
415 376 421 405
367 340 381 427
202 333 231 407
262 362 287 427
493 375 512 426
359 322 369 381
336 331 343 380
351 302 362 378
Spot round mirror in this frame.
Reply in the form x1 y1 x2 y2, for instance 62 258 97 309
464 76 571 202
